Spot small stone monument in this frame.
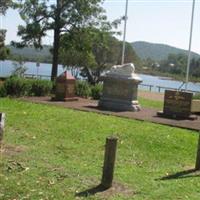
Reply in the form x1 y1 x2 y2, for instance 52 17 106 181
99 63 142 111
54 71 77 101
157 90 196 119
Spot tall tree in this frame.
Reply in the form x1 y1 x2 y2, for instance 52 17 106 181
59 27 141 84
0 0 12 14
159 54 187 75
0 0 11 60
0 30 10 60
12 0 106 81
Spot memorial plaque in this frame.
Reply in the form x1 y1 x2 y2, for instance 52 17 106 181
103 79 131 100
163 90 193 118
56 83 65 94
67 83 75 95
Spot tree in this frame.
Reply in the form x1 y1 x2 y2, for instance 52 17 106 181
0 30 10 60
190 57 200 78
159 53 187 75
11 56 27 77
13 0 106 81
59 27 141 84
0 1 11 60
0 0 12 15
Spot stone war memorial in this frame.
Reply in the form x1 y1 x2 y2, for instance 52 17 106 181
157 90 197 119
99 63 142 111
54 71 78 101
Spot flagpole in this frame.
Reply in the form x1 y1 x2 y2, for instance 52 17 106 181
121 0 129 65
185 0 195 90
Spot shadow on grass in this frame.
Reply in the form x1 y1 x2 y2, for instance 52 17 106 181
158 168 200 180
75 184 108 197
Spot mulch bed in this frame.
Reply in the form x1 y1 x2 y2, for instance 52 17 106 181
21 97 200 132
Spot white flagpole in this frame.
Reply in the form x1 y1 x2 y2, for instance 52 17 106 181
121 0 129 65
185 0 195 90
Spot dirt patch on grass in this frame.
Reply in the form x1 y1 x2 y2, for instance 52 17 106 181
76 181 135 199
0 144 26 156
99 182 135 199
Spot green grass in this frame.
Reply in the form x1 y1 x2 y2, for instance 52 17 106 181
0 98 200 200
139 97 163 109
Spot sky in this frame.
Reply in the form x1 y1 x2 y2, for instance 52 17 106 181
1 0 200 53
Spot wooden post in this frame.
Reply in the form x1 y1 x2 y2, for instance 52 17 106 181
150 85 153 92
158 86 161 93
0 113 5 144
195 131 200 170
101 136 118 189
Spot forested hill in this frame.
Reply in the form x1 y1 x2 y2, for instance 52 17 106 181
7 45 52 63
7 41 200 64
131 41 200 61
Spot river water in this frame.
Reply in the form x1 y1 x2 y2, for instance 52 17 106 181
1 60 200 93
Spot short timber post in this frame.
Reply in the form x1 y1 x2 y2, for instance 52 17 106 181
0 113 5 145
101 136 118 189
195 131 200 170
150 85 152 92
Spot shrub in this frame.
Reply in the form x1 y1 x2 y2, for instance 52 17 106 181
0 85 7 97
91 83 103 100
75 80 91 98
4 77 31 97
3 77 52 97
193 93 200 100
30 80 53 96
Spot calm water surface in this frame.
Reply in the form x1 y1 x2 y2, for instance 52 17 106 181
1 60 200 93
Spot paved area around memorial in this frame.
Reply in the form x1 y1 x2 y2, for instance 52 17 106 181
21 95 200 132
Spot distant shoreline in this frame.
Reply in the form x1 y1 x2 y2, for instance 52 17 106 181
1 59 200 84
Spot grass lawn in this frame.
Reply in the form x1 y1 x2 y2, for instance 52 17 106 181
0 98 200 200
138 97 163 109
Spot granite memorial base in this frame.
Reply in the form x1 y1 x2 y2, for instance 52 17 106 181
99 63 142 112
157 90 197 120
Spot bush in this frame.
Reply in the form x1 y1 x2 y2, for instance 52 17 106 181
3 77 52 97
75 80 91 98
30 80 53 96
0 85 7 97
91 83 103 100
4 77 31 97
193 93 200 100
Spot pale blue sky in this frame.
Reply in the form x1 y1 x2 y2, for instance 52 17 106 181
1 0 200 53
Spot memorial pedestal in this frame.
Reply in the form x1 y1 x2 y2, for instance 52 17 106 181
53 71 78 101
99 63 142 112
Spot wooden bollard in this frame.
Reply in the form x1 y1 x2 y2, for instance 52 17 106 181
195 132 200 170
101 136 118 189
0 113 5 144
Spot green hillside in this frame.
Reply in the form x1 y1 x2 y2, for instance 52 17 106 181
7 45 52 63
7 41 200 66
132 41 200 61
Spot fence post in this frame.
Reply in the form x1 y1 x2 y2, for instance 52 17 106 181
150 85 153 92
0 113 5 145
101 136 118 189
195 131 200 170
